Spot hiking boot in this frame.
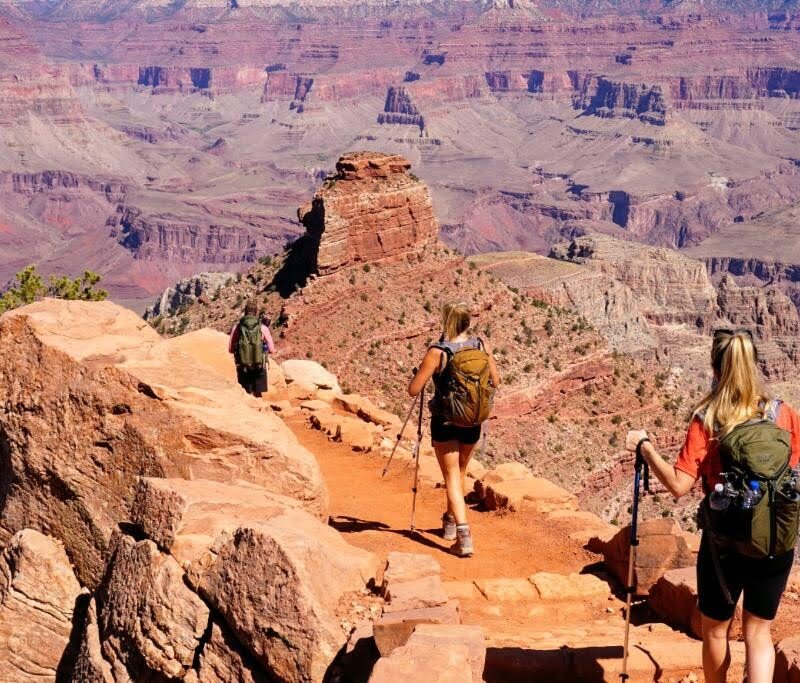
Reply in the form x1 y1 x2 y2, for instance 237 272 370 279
442 512 457 541
450 524 474 558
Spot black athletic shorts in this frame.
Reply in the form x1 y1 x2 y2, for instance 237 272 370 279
430 415 481 445
697 532 795 621
236 364 267 396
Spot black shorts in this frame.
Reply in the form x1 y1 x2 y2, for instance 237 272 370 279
697 532 795 621
236 364 267 396
430 415 481 445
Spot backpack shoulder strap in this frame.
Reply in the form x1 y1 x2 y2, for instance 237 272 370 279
764 398 783 423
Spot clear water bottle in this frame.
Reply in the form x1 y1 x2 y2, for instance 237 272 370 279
709 483 731 511
741 480 762 510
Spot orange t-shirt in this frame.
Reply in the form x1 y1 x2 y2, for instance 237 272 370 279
675 403 800 494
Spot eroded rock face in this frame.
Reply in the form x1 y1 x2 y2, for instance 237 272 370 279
0 530 82 681
551 235 717 329
716 274 800 379
298 152 438 275
0 300 327 586
144 271 236 320
95 533 210 680
187 508 379 683
603 519 699 596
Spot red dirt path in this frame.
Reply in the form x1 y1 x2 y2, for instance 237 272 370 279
286 413 598 583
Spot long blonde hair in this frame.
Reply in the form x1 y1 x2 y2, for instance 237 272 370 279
441 301 470 341
693 330 768 438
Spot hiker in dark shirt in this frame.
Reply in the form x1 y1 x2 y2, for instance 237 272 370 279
228 300 275 398
409 301 500 558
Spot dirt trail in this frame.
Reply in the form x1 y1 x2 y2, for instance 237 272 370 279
286 413 597 583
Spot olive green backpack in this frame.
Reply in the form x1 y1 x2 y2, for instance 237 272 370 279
236 316 264 369
430 338 495 427
703 400 800 560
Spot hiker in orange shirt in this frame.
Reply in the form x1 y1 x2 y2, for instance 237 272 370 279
626 329 800 683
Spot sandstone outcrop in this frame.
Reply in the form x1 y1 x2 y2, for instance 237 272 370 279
144 271 236 320
94 532 210 680
0 299 327 586
603 519 699 596
187 510 378 683
297 152 438 276
0 530 83 682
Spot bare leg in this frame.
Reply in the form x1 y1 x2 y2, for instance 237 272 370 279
434 441 467 525
742 610 776 683
701 614 733 683
458 442 478 496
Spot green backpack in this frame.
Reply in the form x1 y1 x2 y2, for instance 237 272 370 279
430 338 495 427
236 316 264 369
703 400 800 560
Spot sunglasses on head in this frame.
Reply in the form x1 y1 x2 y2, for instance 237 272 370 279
713 328 754 340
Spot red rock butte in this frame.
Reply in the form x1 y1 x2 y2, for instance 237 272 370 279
298 152 439 276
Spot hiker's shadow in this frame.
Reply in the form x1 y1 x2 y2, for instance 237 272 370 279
329 515 450 553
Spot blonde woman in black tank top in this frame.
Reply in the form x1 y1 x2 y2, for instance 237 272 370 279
408 302 500 557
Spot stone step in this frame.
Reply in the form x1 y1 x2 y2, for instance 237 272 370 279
483 622 745 683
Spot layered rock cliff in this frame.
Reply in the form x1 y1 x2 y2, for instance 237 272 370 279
551 234 718 329
575 76 668 125
297 152 438 276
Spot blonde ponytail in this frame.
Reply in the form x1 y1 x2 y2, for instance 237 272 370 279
694 331 768 438
441 301 470 341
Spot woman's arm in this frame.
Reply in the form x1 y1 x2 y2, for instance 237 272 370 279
228 324 238 354
262 325 276 354
625 429 696 499
480 341 501 387
408 348 442 397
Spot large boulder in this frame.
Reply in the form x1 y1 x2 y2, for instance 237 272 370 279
0 530 82 681
94 533 210 680
0 300 327 587
89 475 378 683
603 519 699 595
184 508 379 683
130 477 299 563
282 359 342 393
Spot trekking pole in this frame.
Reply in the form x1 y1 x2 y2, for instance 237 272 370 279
620 441 651 681
382 393 421 478
409 386 425 534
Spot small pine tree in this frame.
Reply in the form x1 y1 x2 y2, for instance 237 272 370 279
0 265 107 314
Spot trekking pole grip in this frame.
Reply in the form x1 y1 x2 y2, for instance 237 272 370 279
635 437 651 492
